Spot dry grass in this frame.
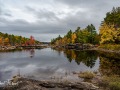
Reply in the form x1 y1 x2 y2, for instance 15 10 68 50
78 71 95 79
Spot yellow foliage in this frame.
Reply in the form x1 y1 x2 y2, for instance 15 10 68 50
99 22 118 44
67 38 71 44
4 38 9 42
0 37 3 45
71 33 76 44
71 50 76 60
61 37 68 45
4 38 9 45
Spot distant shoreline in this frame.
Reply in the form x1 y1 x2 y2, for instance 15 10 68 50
0 46 22 52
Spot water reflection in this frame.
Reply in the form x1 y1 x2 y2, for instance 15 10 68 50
29 49 35 58
0 48 100 82
53 48 120 76
99 52 120 76
54 48 99 68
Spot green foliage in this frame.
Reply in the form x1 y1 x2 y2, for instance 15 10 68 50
51 35 62 44
51 24 99 45
104 7 120 28
74 25 98 44
66 30 72 39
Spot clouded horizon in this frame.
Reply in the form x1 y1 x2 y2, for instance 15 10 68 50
0 0 120 42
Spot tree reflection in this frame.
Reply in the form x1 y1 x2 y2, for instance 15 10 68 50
52 47 120 76
51 48 98 68
63 50 98 68
51 48 64 56
29 49 35 58
99 52 120 76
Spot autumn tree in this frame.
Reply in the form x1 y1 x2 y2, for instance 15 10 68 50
0 32 40 46
0 37 3 45
4 38 9 46
66 30 72 43
71 33 76 44
51 24 99 45
100 23 116 44
30 36 35 45
100 7 120 44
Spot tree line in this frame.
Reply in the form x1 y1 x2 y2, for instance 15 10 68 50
51 7 120 46
51 24 100 46
0 32 40 46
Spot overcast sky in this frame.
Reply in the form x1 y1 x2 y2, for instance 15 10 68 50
0 0 120 42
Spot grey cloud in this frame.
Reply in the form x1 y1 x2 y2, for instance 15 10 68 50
55 0 118 8
1 0 120 41
1 13 12 17
27 7 101 33
0 18 67 41
36 9 59 21
25 6 59 21
35 66 59 75
25 6 36 12
0 18 66 33
0 3 12 17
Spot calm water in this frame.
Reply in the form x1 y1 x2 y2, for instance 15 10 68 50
0 48 119 82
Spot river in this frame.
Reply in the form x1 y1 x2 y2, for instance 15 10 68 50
0 48 119 82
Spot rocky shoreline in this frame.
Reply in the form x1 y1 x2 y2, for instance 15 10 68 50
92 47 120 54
1 75 99 90
52 44 120 55
0 46 22 52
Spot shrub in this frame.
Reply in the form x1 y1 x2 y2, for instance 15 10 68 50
101 75 120 90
